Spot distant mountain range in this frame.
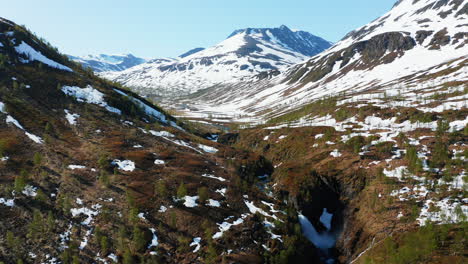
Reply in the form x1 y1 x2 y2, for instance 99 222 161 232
68 53 146 72
98 25 332 97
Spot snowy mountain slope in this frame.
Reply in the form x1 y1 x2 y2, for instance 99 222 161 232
68 53 146 72
101 25 332 97
177 0 467 123
178 47 205 58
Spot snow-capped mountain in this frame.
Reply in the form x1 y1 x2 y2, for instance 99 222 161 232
178 0 467 122
101 25 332 97
68 53 146 72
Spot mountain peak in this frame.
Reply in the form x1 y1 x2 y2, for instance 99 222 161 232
227 25 295 38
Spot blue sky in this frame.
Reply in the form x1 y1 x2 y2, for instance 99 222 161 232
2 0 396 58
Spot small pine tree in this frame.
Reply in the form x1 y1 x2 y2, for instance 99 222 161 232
0 139 6 158
118 225 127 252
46 211 55 233
406 145 422 174
198 187 209 205
94 226 103 245
133 226 146 252
35 189 47 202
14 173 26 193
205 241 218 264
28 210 44 239
170 211 177 229
100 236 109 256
126 190 136 208
123 248 133 264
155 181 167 198
128 207 139 224
177 182 187 199
431 138 449 169
99 172 110 188
177 236 190 253
97 155 108 169
72 255 80 264
6 231 16 249
61 195 72 214
44 122 52 134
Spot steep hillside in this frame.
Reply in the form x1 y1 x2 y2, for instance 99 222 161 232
101 25 331 98
0 18 317 264
176 0 467 123
68 54 146 72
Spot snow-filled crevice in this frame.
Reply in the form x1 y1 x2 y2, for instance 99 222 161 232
299 211 338 264
295 178 345 264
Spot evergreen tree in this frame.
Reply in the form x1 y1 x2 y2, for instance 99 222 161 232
126 189 136 208
6 231 18 250
170 211 177 229
100 236 109 256
94 226 103 245
46 211 55 233
44 122 52 134
28 209 44 239
133 226 146 252
14 171 27 193
35 189 47 202
122 248 133 264
431 137 449 169
118 225 127 252
431 119 450 169
99 172 110 188
205 241 218 264
155 181 167 198
406 145 422 174
72 255 80 264
177 236 190 253
97 155 108 169
198 186 209 205
60 195 72 214
33 152 43 167
177 182 187 199
128 207 139 224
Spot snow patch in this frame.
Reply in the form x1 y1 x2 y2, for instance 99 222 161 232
14 41 72 71
112 159 135 172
